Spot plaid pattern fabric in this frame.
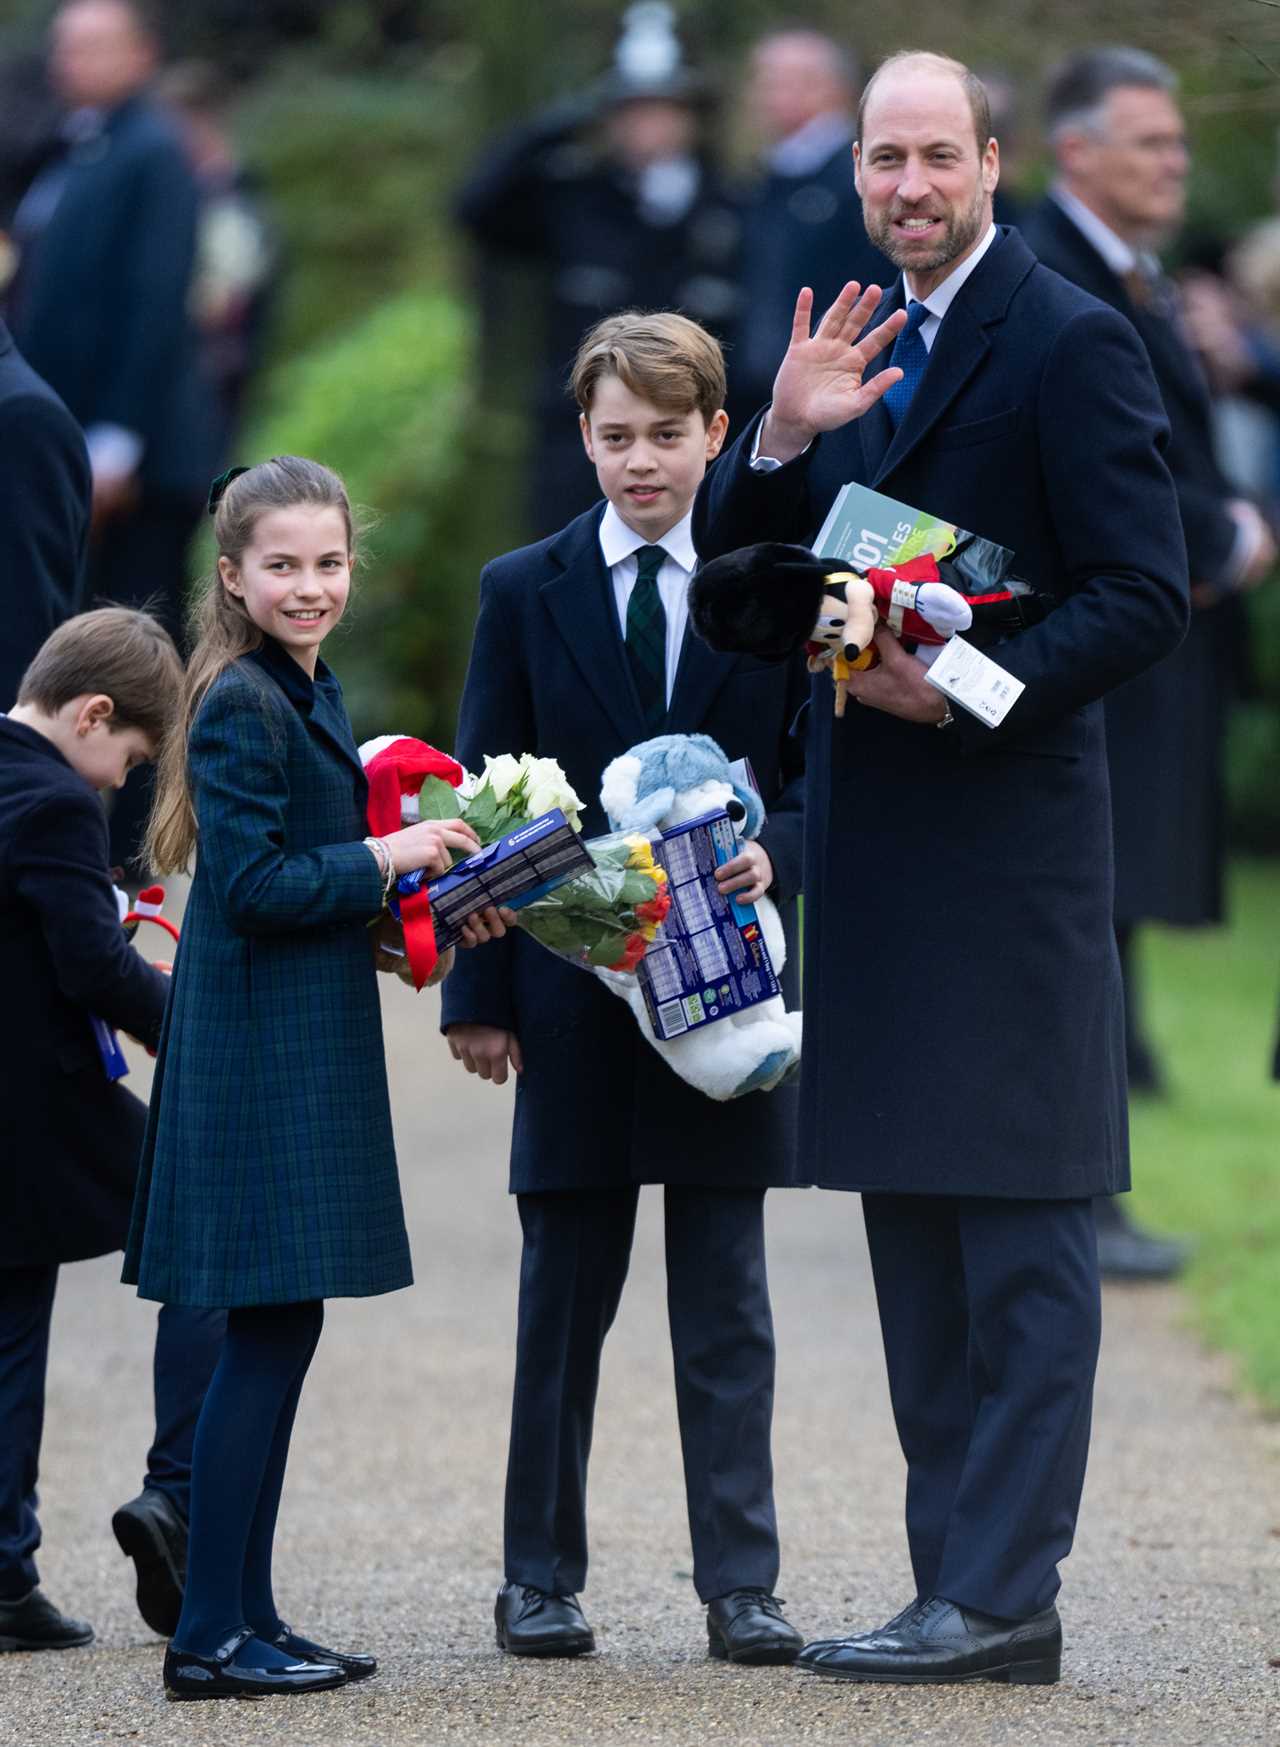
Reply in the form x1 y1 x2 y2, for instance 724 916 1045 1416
123 647 413 1307
624 544 668 733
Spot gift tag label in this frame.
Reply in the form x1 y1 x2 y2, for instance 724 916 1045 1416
924 635 1024 728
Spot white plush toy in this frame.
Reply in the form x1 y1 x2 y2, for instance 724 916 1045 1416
597 734 802 1101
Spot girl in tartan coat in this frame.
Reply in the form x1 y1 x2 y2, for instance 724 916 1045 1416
124 457 504 1701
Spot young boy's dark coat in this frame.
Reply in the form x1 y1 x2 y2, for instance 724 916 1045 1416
441 501 808 1192
0 715 166 1266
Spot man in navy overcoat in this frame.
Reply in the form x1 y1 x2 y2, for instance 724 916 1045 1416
0 321 89 709
694 50 1189 1684
441 313 810 1664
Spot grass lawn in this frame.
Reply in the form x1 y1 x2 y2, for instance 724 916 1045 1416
1127 858 1280 1413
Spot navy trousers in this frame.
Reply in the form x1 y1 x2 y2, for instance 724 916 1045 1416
0 1264 222 1597
861 1193 1101 1621
506 1186 780 1604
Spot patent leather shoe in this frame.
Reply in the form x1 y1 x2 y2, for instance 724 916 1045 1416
706 1589 803 1665
270 1621 376 1680
495 1581 595 1656
112 1487 187 1637
797 1595 1061 1684
0 1588 93 1652
163 1626 348 1699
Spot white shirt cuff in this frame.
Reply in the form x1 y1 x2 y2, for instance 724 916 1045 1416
749 409 812 472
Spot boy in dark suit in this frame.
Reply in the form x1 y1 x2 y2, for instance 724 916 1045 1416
0 610 221 1652
442 312 807 1664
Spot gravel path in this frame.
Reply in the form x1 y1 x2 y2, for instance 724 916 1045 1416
3 971 1277 1745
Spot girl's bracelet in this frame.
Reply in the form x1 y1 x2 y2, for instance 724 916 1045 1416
363 835 396 904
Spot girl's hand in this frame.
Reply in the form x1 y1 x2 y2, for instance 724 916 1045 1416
387 817 480 877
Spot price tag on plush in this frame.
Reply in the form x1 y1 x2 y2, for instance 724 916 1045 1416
924 635 1025 728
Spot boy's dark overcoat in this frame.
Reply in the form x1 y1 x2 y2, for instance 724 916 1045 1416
694 228 1190 1201
123 640 412 1306
440 503 808 1194
0 716 166 1266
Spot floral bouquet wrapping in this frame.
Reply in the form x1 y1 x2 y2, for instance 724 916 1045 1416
387 746 671 977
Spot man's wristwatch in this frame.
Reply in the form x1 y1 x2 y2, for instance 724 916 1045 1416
935 701 956 730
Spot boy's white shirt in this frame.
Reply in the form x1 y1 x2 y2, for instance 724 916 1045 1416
600 501 699 707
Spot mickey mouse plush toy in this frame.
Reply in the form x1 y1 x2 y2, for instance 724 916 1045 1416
691 542 1054 715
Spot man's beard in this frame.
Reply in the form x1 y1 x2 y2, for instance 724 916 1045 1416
867 181 988 274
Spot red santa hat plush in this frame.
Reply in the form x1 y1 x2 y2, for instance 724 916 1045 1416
358 736 467 990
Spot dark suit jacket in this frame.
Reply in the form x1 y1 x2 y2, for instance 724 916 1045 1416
1023 195 1243 925
0 714 166 1266
10 94 216 501
695 227 1189 1200
440 502 807 1194
0 323 90 709
123 639 412 1307
732 135 893 424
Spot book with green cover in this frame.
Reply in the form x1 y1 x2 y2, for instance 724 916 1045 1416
813 481 979 570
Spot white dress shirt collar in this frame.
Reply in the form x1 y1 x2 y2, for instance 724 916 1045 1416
906 222 999 324
599 501 698 573
1049 184 1163 281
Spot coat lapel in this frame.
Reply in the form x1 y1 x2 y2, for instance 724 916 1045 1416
871 228 1037 486
539 507 646 743
666 604 737 731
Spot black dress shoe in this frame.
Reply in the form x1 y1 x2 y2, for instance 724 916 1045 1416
112 1487 187 1637
494 1581 595 1656
269 1621 376 1681
0 1588 94 1652
1096 1221 1189 1281
707 1589 803 1665
163 1626 349 1700
797 1595 1061 1684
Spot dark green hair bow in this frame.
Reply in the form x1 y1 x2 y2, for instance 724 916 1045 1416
207 465 251 516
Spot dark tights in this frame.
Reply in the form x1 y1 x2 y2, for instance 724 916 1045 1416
173 1300 323 1658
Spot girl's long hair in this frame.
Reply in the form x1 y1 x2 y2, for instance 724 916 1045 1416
146 456 355 874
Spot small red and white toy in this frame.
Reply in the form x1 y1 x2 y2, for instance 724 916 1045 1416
358 735 467 989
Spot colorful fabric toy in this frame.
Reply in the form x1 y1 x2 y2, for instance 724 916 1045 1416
598 733 802 1100
690 541 1054 715
358 735 466 988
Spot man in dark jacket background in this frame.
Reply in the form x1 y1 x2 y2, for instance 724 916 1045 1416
6 0 217 879
1023 47 1276 1279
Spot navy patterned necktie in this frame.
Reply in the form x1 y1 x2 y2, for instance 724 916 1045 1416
881 300 931 428
625 544 669 732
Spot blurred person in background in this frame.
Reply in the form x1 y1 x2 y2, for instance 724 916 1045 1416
158 61 278 465
976 65 1028 228
5 0 218 885
730 27 890 426
1025 47 1276 1280
454 3 741 537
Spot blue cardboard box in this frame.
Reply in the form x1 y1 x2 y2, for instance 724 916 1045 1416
636 808 781 1041
397 808 593 952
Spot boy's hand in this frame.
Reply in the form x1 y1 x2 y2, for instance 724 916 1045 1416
446 1024 523 1084
457 905 516 947
714 841 773 905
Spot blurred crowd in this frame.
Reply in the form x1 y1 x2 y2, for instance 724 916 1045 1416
1 2 1277 1262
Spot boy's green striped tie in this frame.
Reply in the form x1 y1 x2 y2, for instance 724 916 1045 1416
625 544 668 732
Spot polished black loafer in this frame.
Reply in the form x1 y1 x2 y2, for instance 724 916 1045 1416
707 1589 803 1665
0 1588 94 1652
494 1581 595 1656
797 1595 1062 1684
163 1626 349 1700
112 1487 187 1637
270 1621 376 1681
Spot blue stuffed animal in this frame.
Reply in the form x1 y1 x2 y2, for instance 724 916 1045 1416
598 734 801 1100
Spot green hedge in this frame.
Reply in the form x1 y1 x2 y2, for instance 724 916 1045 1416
244 287 525 746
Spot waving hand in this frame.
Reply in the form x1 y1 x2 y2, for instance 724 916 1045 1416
761 283 908 464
